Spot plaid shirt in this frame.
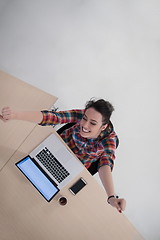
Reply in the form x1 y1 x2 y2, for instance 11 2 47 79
39 109 118 171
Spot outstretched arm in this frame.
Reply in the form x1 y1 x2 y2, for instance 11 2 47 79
1 107 84 126
98 165 126 213
0 107 43 124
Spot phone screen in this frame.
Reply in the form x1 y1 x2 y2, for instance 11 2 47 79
69 178 87 195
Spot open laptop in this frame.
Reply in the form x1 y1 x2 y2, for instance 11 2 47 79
16 133 84 201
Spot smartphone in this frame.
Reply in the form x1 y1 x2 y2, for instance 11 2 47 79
69 178 87 195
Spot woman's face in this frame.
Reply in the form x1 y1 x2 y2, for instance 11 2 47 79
80 107 107 139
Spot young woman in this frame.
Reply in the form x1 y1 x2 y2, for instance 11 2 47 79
0 99 126 212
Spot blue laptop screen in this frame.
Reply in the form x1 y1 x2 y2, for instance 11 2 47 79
16 156 59 201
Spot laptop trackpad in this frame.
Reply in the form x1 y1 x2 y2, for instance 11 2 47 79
55 148 71 164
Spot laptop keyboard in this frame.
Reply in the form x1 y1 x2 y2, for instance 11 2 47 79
35 147 70 183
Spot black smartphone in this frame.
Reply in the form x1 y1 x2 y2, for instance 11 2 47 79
69 178 87 195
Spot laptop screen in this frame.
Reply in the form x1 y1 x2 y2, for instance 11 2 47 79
16 156 59 202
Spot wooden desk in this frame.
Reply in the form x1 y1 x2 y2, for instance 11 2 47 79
0 71 57 170
0 71 144 240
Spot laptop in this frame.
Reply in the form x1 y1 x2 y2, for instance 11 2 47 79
16 133 84 201
16 155 60 202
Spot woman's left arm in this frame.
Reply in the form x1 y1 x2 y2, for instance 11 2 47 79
98 165 126 213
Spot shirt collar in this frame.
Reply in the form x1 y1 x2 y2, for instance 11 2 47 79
74 121 114 142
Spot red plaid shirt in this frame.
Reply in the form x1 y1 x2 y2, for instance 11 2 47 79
39 109 118 170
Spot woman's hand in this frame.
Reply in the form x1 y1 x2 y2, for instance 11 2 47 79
1 107 43 123
108 197 126 213
0 107 16 122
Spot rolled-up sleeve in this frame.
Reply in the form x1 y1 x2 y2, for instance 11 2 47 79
98 138 117 171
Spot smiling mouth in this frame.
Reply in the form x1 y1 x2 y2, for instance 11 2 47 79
82 127 90 133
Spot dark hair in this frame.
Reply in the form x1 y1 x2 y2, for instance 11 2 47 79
85 98 114 125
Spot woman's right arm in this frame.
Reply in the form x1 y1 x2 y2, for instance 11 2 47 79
0 107 43 124
1 107 84 125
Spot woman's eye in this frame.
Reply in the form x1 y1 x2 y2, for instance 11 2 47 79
90 122 96 126
83 116 87 121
